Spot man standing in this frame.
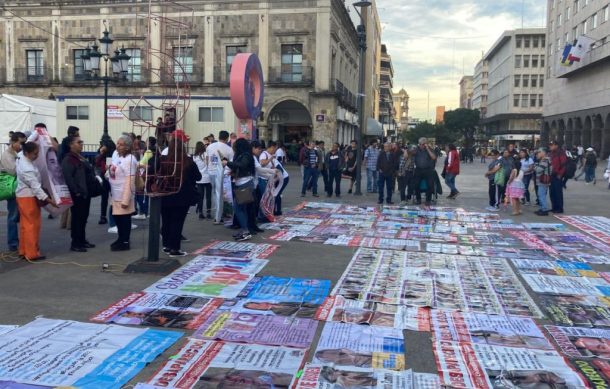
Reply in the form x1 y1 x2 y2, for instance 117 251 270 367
376 142 398 204
316 141 328 194
0 132 26 251
364 141 380 193
548 140 567 213
413 137 438 207
206 130 234 224
301 141 320 197
59 126 79 161
61 136 95 252
325 143 344 197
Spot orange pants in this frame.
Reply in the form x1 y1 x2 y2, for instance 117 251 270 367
16 197 42 259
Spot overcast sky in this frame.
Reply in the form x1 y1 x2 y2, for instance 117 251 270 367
376 0 547 121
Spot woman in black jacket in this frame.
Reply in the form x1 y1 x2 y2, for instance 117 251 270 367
224 138 255 241
160 138 201 256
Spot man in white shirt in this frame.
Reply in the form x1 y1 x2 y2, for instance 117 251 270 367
205 130 234 224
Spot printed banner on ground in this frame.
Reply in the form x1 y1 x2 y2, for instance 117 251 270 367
430 310 553 350
192 311 318 348
90 292 223 329
193 240 279 258
147 339 306 389
539 294 610 328
520 273 610 296
0 326 17 336
312 322 405 371
315 295 431 331
144 256 267 298
546 325 610 359
0 318 181 388
239 276 331 304
219 298 320 318
433 341 586 388
557 215 610 245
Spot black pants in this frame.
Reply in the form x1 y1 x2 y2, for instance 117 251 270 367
414 168 436 203
398 174 414 201
488 181 505 207
327 169 342 196
114 214 132 244
70 196 91 247
321 168 329 194
550 175 564 212
100 181 109 219
161 205 189 250
378 172 394 203
196 183 212 215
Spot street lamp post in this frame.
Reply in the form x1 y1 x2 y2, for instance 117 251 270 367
353 0 371 196
81 29 131 145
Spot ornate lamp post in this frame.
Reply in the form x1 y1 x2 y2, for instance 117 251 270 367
352 0 371 196
81 29 131 145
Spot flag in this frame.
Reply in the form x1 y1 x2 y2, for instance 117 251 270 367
568 35 596 62
560 43 574 66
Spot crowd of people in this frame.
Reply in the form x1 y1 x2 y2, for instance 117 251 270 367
2 124 610 258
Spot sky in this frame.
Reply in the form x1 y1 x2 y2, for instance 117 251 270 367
376 0 547 122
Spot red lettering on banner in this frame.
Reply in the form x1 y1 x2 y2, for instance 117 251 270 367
315 297 335 320
176 341 222 388
297 366 321 388
89 292 144 322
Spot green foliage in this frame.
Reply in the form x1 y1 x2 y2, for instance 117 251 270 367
443 108 481 147
401 121 460 145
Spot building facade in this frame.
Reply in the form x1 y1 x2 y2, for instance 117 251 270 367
360 0 382 137
393 88 409 132
543 0 610 158
379 43 395 139
0 0 363 146
481 28 546 146
435 106 445 124
459 75 473 109
472 59 489 118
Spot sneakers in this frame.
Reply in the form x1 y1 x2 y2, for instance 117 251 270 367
107 226 118 234
169 250 187 257
535 210 549 216
162 247 170 254
235 232 252 241
485 206 498 212
133 214 147 220
131 224 138 230
110 242 130 251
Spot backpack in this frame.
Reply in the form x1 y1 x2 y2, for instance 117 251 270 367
494 167 506 186
565 154 577 179
585 153 597 166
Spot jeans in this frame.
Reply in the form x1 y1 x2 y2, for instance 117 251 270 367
522 174 533 203
549 175 564 212
114 214 132 244
366 169 378 192
6 198 19 250
302 167 319 195
444 173 457 194
257 178 268 221
209 174 223 222
585 166 596 183
488 181 505 207
161 205 189 250
136 194 149 216
274 176 290 215
234 181 254 234
537 185 550 211
414 168 436 203
321 168 329 194
196 183 212 215
108 206 116 227
70 196 91 247
327 170 342 196
378 172 394 203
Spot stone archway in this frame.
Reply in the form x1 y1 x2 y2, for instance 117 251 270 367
592 114 603 153
558 119 566 146
266 99 313 143
583 116 592 148
566 118 574 147
603 113 610 160
574 117 583 147
550 120 558 143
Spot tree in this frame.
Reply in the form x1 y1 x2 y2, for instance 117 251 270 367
443 108 480 148
401 121 459 146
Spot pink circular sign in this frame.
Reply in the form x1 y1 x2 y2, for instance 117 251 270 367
230 53 264 120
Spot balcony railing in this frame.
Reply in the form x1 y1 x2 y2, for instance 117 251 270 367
333 79 357 109
14 67 52 85
60 68 150 86
160 65 203 86
266 66 314 85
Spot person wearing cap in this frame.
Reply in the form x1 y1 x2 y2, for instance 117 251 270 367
548 140 567 213
584 147 597 184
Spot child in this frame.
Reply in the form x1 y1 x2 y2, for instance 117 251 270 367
506 161 525 215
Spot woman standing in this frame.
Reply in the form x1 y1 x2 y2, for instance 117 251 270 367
108 135 138 251
344 149 357 194
224 138 255 242
519 149 534 205
444 144 460 199
16 142 58 260
397 147 415 205
160 138 201 256
193 141 212 219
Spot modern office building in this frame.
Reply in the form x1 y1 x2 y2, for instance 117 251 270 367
481 28 546 146
472 59 489 118
0 0 368 146
543 0 610 157
379 44 395 139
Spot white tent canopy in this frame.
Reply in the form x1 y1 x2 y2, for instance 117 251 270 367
0 94 57 138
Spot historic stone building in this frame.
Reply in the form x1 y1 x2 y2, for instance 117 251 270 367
543 0 610 158
0 0 364 146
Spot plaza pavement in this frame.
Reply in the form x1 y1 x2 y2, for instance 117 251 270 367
0 161 609 383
